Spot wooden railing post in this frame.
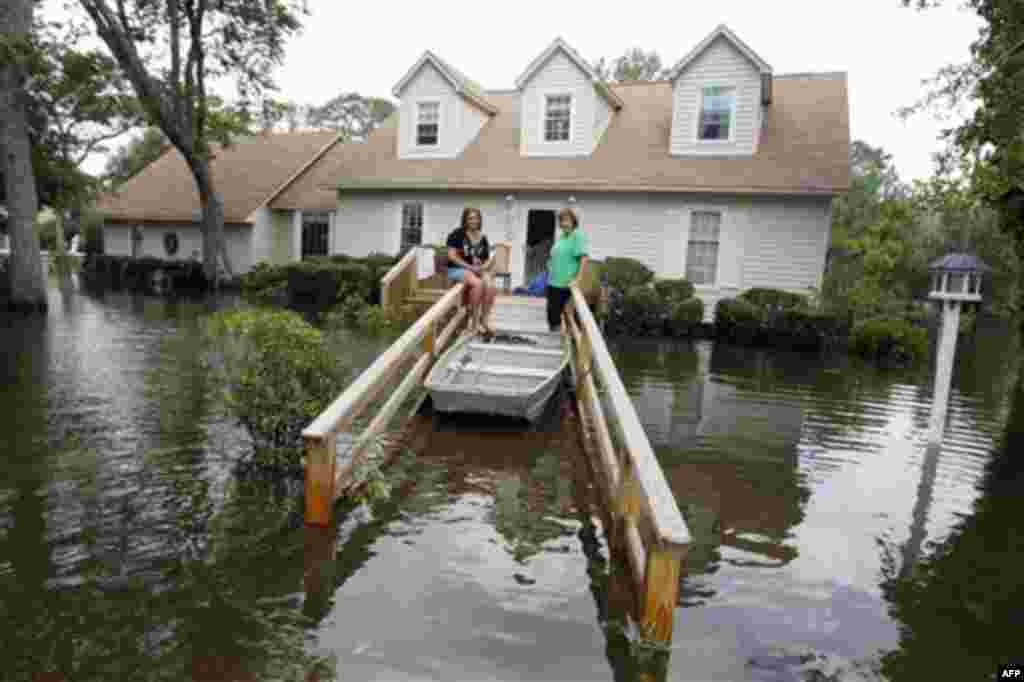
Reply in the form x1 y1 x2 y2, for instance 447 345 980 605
304 433 337 526
424 318 436 358
641 549 683 644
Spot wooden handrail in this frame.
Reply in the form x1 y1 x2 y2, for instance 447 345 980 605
569 284 691 553
304 285 465 440
380 248 419 312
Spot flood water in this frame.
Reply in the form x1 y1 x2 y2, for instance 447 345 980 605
1 281 1021 681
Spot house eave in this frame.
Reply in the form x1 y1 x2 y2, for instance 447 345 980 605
325 179 845 196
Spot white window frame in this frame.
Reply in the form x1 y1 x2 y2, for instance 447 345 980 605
694 83 737 144
395 200 427 254
683 207 726 289
540 91 574 144
414 98 442 148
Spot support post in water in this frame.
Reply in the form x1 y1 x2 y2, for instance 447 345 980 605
641 548 683 644
304 433 337 527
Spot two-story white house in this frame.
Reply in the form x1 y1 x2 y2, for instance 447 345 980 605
271 24 850 319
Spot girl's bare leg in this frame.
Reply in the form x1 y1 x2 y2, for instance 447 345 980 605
480 276 498 335
464 271 484 333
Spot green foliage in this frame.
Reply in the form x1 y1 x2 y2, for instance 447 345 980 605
666 297 704 337
602 256 654 292
204 309 347 453
324 295 413 336
715 298 764 327
592 47 670 82
850 317 929 367
652 278 695 305
103 127 168 188
738 287 809 311
239 253 398 309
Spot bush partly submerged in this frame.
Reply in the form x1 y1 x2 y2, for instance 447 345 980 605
851 317 929 368
205 308 347 455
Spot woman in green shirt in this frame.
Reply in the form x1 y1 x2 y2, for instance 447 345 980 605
546 207 589 332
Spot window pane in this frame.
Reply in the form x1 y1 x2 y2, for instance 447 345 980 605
417 123 438 146
698 87 734 141
686 211 721 285
400 203 424 253
301 214 329 259
544 95 572 141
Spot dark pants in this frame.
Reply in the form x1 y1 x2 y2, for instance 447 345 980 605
546 285 572 331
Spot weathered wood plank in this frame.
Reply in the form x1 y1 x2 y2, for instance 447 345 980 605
569 285 691 552
641 550 682 643
303 433 337 527
625 518 647 597
303 285 464 439
380 248 418 312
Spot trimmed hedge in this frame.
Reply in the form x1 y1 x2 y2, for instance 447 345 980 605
239 253 398 309
602 257 654 292
82 254 209 294
850 317 929 367
714 289 850 352
653 278 695 305
739 287 809 311
667 297 705 337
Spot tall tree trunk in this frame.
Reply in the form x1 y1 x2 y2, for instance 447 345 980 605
0 0 47 311
185 155 232 286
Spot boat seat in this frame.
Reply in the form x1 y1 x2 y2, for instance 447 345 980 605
466 342 563 356
449 363 553 379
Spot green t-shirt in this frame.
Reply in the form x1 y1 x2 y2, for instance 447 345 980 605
547 229 588 288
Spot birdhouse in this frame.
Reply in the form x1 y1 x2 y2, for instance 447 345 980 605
928 252 989 303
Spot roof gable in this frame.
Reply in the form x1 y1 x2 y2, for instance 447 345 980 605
392 51 498 115
98 131 341 223
668 24 773 81
515 38 624 110
316 73 849 195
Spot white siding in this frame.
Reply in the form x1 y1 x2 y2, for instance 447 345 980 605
331 190 833 321
250 207 272 264
103 224 133 256
395 63 485 159
520 51 596 157
269 209 294 265
740 199 832 294
670 36 762 156
101 222 255 273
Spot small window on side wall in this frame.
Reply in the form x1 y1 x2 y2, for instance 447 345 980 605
416 102 439 146
698 86 735 141
400 203 423 254
686 211 721 285
544 94 572 142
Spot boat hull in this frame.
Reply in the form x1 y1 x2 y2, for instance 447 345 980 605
424 332 569 422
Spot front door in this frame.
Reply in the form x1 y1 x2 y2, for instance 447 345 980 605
524 209 556 284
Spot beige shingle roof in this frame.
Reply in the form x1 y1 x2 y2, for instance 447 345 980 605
271 73 849 206
98 131 341 223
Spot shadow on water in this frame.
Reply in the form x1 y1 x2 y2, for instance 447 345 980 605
878 372 1024 681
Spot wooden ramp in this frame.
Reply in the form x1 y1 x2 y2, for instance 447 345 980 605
302 248 692 647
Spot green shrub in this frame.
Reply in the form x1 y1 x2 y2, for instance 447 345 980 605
851 317 929 367
666 297 704 337
205 309 348 453
739 287 809 311
602 257 654 292
713 298 764 345
605 285 668 336
653 278 695 304
240 254 398 309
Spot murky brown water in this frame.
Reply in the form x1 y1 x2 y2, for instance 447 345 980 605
1 281 1021 681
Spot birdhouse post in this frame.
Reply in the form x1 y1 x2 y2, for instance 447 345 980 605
927 253 989 443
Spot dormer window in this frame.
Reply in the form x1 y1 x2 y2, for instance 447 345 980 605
416 101 440 146
697 86 735 142
544 94 572 142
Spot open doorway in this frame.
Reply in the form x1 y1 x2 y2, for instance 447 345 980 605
524 209 556 283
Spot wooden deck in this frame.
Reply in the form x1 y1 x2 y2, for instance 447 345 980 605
302 248 691 646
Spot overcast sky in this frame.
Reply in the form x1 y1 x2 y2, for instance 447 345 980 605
84 0 984 183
